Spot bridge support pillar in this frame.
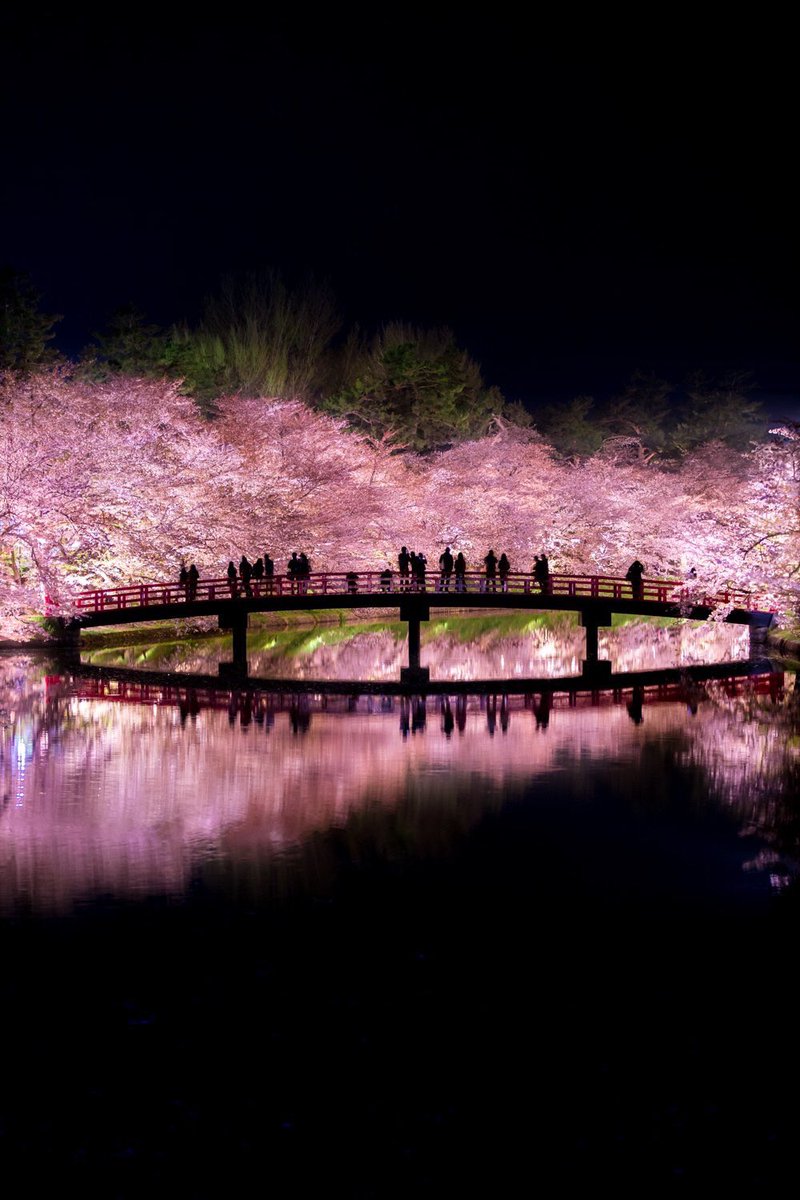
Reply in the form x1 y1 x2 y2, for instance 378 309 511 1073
218 609 249 679
581 607 612 680
400 599 430 685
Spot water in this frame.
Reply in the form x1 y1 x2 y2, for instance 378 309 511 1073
1 619 799 1194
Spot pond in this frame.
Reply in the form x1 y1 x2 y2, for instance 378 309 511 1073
1 615 799 1194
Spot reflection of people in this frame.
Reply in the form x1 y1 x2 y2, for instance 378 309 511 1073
499 694 509 732
626 560 645 601
456 693 467 733
486 694 497 736
441 696 454 737
533 692 551 730
290 696 311 735
626 686 644 725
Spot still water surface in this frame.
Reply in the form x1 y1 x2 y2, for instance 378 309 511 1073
2 618 799 1193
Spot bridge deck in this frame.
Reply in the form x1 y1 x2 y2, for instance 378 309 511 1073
67 570 765 628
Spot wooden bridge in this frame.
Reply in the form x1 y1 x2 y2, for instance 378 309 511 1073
62 568 774 683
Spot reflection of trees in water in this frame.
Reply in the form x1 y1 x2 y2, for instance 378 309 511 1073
82 617 751 681
679 675 800 881
0 655 797 913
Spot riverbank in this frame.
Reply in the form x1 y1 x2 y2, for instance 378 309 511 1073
4 614 800 664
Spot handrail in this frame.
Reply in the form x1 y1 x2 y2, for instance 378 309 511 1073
70 571 762 615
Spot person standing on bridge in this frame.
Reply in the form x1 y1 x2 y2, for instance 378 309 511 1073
264 553 274 593
498 552 510 591
625 559 645 601
187 563 199 601
239 555 253 597
438 546 454 591
227 561 238 598
179 559 189 600
454 552 467 592
398 546 411 590
286 552 300 592
539 553 550 594
484 549 498 591
298 552 310 594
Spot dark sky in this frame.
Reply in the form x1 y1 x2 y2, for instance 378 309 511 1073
2 8 796 416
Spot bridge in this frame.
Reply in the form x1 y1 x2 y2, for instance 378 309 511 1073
61 568 774 684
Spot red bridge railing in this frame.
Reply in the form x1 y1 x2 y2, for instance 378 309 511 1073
71 571 761 615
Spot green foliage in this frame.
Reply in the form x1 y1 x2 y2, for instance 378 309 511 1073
0 266 62 372
670 372 768 454
600 371 672 457
320 323 510 451
183 270 342 401
534 395 604 459
533 371 770 462
77 304 170 381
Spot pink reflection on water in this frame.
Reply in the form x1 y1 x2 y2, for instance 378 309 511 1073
0 653 794 915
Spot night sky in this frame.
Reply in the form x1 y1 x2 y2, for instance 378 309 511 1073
2 9 796 416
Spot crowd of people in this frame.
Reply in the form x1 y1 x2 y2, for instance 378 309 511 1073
178 552 652 600
395 547 552 594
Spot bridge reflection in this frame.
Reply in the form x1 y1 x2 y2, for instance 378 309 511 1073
51 659 785 735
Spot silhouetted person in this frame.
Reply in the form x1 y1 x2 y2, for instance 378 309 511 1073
239 555 253 597
227 560 238 598
187 562 199 601
439 546 454 591
179 560 189 600
626 559 645 601
298 553 310 594
413 552 427 591
287 552 301 592
398 546 411 590
498 553 510 592
454 552 467 592
252 557 264 594
264 553 274 592
484 549 498 591
534 554 550 594
380 567 393 592
346 571 359 593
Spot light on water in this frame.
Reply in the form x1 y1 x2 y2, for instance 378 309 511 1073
1 618 799 1193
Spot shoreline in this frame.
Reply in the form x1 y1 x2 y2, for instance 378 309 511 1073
3 618 800 665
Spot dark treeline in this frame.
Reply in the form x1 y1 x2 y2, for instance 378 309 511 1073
1 265 770 458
